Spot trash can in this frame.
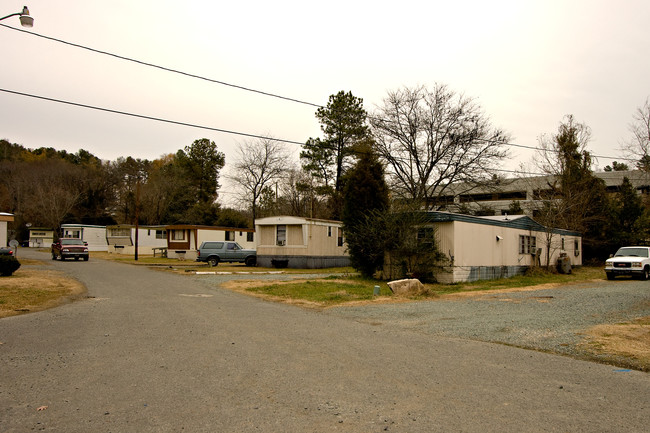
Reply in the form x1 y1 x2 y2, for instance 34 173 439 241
556 255 572 274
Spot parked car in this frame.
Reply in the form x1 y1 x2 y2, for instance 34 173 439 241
604 246 650 280
0 247 14 256
196 241 256 267
51 238 89 261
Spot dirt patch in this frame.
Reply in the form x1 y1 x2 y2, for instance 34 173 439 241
0 268 87 318
438 281 594 300
579 317 650 371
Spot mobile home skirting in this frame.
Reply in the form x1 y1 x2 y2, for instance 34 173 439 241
257 255 350 269
436 265 530 284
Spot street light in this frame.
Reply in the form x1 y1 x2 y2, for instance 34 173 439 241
0 6 34 27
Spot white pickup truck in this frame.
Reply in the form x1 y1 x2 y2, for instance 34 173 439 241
604 246 650 280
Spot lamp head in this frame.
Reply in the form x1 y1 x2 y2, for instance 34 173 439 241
19 6 33 27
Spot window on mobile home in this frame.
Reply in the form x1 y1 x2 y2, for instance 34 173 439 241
277 225 286 245
519 235 536 254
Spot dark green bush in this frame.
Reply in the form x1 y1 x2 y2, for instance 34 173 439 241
0 255 21 276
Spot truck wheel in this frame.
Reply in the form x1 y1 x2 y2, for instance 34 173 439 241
208 257 219 267
245 256 256 267
643 267 650 281
606 273 615 280
83 256 89 261
52 252 56 260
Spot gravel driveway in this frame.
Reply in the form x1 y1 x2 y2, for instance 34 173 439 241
325 278 650 366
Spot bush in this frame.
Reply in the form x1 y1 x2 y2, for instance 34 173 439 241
0 255 21 276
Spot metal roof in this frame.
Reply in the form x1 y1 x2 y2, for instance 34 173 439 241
422 211 581 236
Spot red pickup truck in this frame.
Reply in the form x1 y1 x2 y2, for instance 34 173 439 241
51 238 89 261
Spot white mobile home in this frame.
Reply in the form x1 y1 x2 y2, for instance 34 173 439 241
423 212 582 283
255 216 350 268
166 225 256 260
28 228 55 248
106 225 168 255
60 224 108 252
0 212 14 247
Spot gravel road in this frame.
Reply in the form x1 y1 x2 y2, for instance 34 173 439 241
325 278 650 366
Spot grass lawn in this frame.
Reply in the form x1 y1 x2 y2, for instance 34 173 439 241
227 266 606 308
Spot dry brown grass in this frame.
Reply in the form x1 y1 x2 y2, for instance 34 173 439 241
0 267 86 318
580 317 650 371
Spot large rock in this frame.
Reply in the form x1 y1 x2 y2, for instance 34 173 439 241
387 278 426 295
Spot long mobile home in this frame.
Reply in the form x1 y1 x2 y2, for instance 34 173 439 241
166 225 255 260
423 212 582 283
60 224 108 252
255 216 350 268
106 225 168 255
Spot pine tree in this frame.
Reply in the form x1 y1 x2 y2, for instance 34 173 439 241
341 144 389 277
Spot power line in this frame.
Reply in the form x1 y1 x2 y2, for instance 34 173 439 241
1 86 638 171
473 137 637 163
0 23 636 162
0 88 305 146
3 23 635 164
0 23 323 109
3 23 639 165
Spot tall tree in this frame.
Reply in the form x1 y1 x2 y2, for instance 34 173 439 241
371 84 510 209
535 115 611 259
610 177 649 246
301 90 369 218
341 142 390 277
139 154 185 224
176 138 225 203
111 157 151 224
173 138 225 224
229 137 289 223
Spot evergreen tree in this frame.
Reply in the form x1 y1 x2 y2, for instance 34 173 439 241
610 177 649 246
341 144 389 277
301 91 369 218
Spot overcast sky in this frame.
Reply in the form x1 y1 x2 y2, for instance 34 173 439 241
1 0 649 195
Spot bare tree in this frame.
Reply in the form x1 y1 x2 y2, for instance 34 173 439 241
533 115 611 259
276 167 313 217
29 160 85 236
229 137 290 223
623 97 650 171
370 84 510 209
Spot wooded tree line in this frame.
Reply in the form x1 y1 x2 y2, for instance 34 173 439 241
0 138 246 241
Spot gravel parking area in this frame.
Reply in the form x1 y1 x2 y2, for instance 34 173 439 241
325 278 650 367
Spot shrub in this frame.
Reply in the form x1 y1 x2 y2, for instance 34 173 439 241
0 255 21 276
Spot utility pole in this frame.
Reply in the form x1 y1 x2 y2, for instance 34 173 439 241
134 179 140 261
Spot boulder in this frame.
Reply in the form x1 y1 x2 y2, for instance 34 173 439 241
387 278 426 295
